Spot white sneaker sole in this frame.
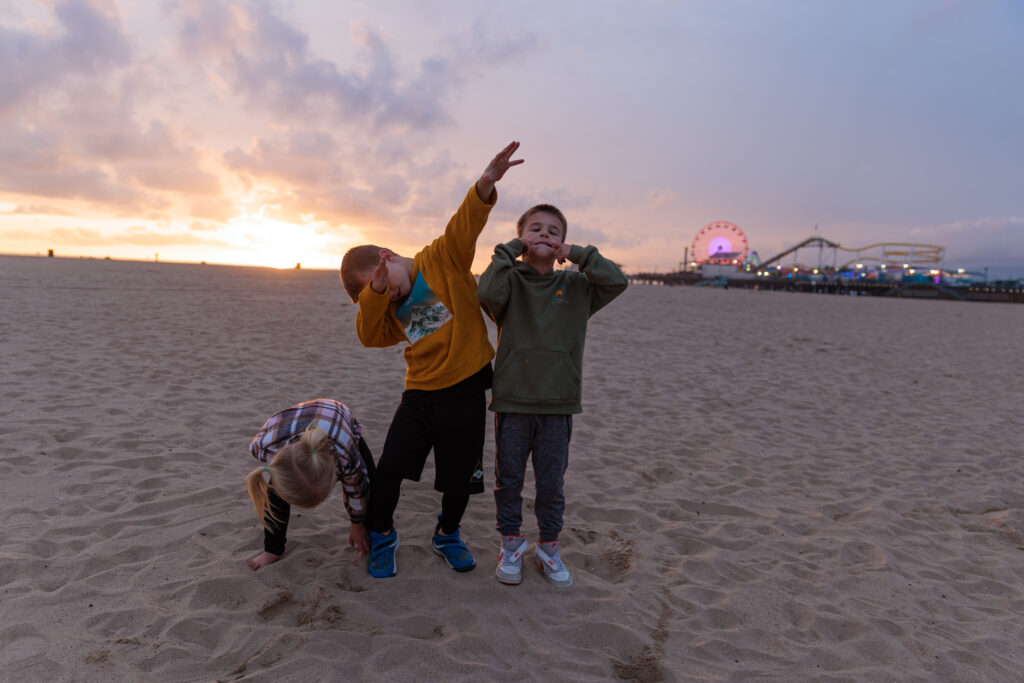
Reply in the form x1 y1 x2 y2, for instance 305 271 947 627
495 566 523 585
535 546 574 588
537 559 573 588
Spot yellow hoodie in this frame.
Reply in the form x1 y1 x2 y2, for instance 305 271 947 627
355 185 496 390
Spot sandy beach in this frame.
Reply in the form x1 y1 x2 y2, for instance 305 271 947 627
2 253 1023 682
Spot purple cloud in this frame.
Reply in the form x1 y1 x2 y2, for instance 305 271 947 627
0 0 130 113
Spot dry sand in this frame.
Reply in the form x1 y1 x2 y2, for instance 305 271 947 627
1 253 1023 682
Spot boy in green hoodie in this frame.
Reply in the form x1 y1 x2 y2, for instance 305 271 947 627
477 204 627 587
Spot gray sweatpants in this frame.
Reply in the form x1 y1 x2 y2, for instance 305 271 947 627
493 413 572 541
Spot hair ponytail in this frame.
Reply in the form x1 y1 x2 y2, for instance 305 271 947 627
245 466 279 527
245 426 336 526
301 425 334 480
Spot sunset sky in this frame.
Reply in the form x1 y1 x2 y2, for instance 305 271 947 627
1 0 1022 274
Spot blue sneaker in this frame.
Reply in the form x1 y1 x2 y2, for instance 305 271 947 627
431 516 476 572
368 529 399 578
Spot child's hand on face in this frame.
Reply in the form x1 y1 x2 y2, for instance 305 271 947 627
370 251 391 295
523 236 553 256
553 242 572 264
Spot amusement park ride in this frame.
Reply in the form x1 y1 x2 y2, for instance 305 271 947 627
685 221 947 279
629 221 1023 302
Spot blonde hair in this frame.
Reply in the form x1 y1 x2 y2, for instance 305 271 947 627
340 245 386 303
245 424 336 527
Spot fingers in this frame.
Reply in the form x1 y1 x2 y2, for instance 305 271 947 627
494 141 523 167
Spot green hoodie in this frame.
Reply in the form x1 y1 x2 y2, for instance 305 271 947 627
477 238 628 414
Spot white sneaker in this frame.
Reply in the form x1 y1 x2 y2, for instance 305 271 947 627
535 541 573 588
496 535 527 585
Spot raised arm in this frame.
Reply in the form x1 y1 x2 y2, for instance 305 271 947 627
430 142 524 273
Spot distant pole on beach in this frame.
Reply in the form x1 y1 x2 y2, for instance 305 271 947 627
48 249 54 258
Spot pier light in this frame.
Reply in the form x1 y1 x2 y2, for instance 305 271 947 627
957 268 965 274
856 263 864 269
813 268 819 274
880 264 887 270
903 263 910 269
908 268 916 275
929 269 939 275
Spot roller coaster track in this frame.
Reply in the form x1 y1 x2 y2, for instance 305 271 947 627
758 238 945 271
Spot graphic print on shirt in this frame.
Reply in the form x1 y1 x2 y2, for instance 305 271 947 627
550 288 568 305
394 272 452 344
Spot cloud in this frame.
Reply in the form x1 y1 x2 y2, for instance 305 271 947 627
567 223 611 245
189 197 237 223
224 132 349 188
189 220 222 232
168 1 455 132
646 189 678 210
908 216 1024 265
4 204 75 216
0 0 131 114
223 130 415 226
0 225 234 248
0 114 218 208
1 0 541 252
0 149 139 204
167 1 538 135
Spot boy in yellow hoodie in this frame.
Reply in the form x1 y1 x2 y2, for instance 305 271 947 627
339 141 523 578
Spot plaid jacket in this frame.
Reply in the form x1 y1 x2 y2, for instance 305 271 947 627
249 399 369 524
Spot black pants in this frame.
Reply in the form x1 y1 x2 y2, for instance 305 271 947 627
263 436 375 555
364 365 490 536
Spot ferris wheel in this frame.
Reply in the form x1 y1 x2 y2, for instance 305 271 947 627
692 221 749 264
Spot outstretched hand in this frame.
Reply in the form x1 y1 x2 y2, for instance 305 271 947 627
476 141 524 202
481 141 524 184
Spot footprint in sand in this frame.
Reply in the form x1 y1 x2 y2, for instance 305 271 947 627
838 540 887 570
257 591 297 620
602 531 635 583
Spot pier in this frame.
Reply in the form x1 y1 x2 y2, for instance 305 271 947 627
627 272 1024 303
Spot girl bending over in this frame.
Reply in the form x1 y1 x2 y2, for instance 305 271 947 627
245 399 374 570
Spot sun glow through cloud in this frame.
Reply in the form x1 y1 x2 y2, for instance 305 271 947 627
224 211 348 270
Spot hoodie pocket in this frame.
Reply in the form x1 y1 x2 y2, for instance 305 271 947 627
498 348 580 403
